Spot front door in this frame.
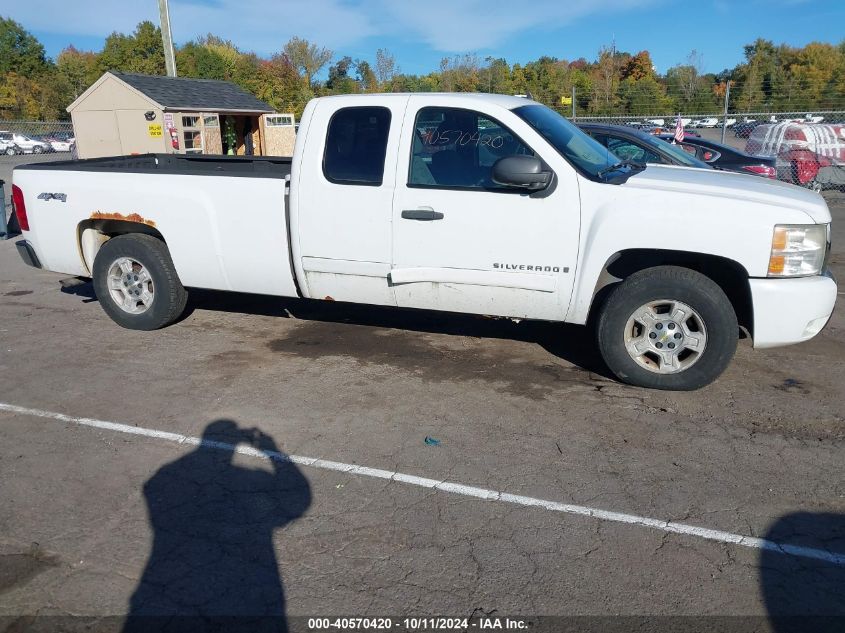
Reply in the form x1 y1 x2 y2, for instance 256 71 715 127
391 97 581 321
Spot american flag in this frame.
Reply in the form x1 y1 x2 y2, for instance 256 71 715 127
674 114 685 143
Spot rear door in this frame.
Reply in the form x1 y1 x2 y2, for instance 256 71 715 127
292 95 409 305
390 96 581 321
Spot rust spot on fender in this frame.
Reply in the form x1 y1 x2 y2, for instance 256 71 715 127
90 211 156 227
324 296 335 301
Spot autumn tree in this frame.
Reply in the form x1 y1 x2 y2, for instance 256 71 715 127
56 46 99 100
375 48 397 89
282 37 332 87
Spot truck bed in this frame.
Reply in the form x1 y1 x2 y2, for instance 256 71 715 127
14 153 292 179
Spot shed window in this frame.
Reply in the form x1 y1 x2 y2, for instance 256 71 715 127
266 115 294 127
182 116 203 154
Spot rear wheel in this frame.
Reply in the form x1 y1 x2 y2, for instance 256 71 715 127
596 266 738 390
92 234 187 330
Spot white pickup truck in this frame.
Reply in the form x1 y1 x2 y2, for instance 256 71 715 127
11 94 837 390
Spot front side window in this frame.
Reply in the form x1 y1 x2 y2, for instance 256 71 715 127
323 106 391 186
408 107 534 190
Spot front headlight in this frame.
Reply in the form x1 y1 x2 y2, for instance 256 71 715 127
767 224 828 277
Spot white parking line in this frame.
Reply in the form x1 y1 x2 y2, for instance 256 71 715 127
1 401 842 566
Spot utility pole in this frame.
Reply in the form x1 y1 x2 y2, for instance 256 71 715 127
158 0 177 77
571 86 576 120
720 80 731 144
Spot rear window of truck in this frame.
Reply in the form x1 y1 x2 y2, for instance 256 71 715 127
323 106 391 186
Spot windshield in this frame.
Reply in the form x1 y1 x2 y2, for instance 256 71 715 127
512 104 619 178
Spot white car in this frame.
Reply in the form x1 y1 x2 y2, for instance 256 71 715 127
697 117 719 128
644 118 665 126
0 131 20 155
11 93 837 390
724 118 737 127
11 134 49 154
49 138 74 152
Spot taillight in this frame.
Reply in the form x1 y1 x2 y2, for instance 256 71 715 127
11 184 29 231
742 165 777 179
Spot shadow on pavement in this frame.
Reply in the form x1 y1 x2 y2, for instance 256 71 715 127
123 420 311 633
186 288 613 378
66 281 614 379
761 512 845 633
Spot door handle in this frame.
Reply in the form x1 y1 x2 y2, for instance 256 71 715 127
401 209 444 221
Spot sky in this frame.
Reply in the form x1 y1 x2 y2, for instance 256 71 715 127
5 0 845 77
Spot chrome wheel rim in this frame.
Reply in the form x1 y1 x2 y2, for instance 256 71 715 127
106 257 154 315
623 299 707 374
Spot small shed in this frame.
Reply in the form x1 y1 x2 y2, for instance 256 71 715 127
67 72 296 159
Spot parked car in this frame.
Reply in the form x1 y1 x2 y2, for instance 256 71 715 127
697 117 719 128
10 133 49 154
11 93 836 390
745 122 845 191
657 134 777 178
47 136 75 152
0 131 22 155
578 123 712 170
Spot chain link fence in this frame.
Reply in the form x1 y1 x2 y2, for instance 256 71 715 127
1 121 76 225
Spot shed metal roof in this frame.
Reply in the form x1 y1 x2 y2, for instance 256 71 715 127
112 72 274 113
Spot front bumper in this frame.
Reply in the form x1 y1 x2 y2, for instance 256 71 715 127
750 270 837 349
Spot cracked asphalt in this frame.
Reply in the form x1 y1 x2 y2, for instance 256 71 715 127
0 193 844 632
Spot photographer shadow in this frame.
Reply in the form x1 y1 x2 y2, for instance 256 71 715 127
123 420 311 633
761 512 845 633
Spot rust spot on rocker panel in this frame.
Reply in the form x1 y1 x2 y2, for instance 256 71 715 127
90 211 156 227
324 296 335 301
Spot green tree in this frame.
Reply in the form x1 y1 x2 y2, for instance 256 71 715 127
0 17 49 78
98 21 165 75
355 60 378 93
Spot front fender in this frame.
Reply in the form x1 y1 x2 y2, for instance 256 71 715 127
566 179 814 324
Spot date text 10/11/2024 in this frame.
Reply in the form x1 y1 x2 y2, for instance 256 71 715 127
307 617 530 630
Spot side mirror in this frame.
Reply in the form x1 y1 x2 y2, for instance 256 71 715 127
492 155 551 191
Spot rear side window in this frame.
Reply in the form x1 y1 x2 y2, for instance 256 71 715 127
323 107 391 186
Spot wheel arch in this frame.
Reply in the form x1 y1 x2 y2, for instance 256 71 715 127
586 248 753 338
77 219 167 276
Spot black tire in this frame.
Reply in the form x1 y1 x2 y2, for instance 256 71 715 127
92 234 188 330
596 266 738 391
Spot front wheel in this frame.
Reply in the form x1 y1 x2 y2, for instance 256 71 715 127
596 266 738 390
92 234 188 330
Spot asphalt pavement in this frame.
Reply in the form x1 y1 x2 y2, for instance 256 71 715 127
0 187 843 632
